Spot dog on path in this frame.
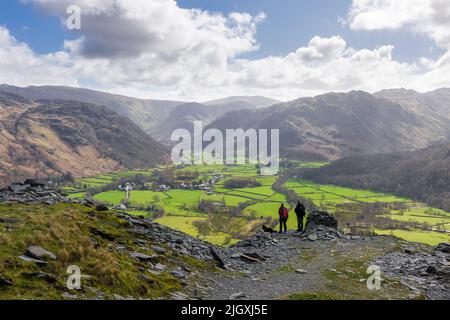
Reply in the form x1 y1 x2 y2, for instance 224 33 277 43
262 225 277 234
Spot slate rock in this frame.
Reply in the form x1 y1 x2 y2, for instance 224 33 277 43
230 292 246 300
62 292 78 299
139 274 156 285
130 252 158 262
154 263 166 272
26 246 57 261
0 180 69 204
426 265 437 274
435 243 450 254
18 254 48 265
152 246 167 254
171 270 187 279
305 211 338 229
0 274 13 286
0 217 18 224
22 272 57 283
295 269 308 274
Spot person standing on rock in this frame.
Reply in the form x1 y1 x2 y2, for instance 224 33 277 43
278 203 289 233
295 201 306 232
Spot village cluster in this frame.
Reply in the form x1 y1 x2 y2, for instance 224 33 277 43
117 175 224 194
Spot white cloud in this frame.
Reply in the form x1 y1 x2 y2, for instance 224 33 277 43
0 27 75 87
343 0 450 94
347 0 450 48
230 40 419 99
295 36 347 63
1 0 450 101
27 0 263 60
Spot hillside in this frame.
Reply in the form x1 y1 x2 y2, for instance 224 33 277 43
0 202 218 300
0 94 168 186
0 85 279 143
150 101 260 143
375 88 450 120
0 85 184 134
0 195 448 300
208 90 450 160
302 142 450 211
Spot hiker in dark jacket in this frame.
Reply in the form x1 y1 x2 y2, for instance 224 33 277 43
278 203 289 233
295 201 306 232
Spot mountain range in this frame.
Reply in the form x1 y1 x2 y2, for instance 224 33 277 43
1 84 450 184
0 91 167 186
0 85 279 142
302 142 450 211
208 89 450 160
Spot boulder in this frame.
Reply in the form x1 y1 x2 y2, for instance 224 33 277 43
435 243 450 254
210 247 226 269
0 274 12 287
0 217 18 224
130 252 158 262
171 270 187 279
25 246 57 261
24 179 45 187
295 269 308 274
305 211 338 230
139 274 156 285
152 246 167 254
154 263 166 272
22 272 57 283
299 211 343 241
18 255 48 265
230 292 246 300
95 204 109 212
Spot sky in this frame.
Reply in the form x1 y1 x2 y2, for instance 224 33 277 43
0 0 450 101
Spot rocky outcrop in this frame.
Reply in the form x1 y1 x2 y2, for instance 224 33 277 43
435 243 450 254
373 243 450 300
305 211 338 229
25 246 57 261
117 212 264 272
18 246 58 266
0 180 69 204
300 211 346 241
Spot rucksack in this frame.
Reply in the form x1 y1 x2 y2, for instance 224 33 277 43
280 207 289 219
300 204 306 216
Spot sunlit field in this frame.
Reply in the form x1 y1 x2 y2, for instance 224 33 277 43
67 163 449 246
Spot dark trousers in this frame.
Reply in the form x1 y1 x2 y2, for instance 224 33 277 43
279 217 287 233
297 215 305 232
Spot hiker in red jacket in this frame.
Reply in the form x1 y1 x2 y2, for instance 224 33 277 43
278 203 289 233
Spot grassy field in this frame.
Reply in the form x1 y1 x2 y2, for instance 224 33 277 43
82 164 289 246
375 229 449 246
154 216 238 245
284 178 449 245
68 163 449 247
94 190 126 205
67 170 155 191
285 179 411 204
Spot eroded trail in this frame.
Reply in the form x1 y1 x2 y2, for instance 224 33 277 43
116 211 450 300
196 234 422 300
